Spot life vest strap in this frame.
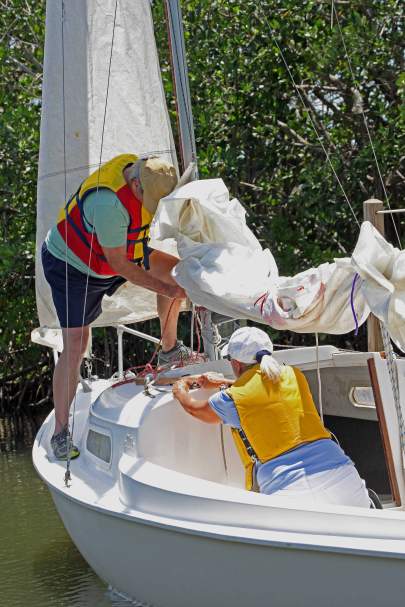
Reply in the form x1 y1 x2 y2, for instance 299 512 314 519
128 223 150 234
64 187 81 213
142 238 150 271
66 213 100 256
75 186 102 228
237 428 260 463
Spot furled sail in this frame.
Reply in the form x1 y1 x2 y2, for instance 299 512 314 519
34 0 177 345
154 179 405 351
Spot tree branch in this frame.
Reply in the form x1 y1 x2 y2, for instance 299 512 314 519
276 120 318 147
8 55 37 77
315 222 348 255
299 89 337 151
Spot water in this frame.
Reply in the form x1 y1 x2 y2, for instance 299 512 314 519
0 441 139 607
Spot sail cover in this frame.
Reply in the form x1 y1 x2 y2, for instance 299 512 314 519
34 0 177 340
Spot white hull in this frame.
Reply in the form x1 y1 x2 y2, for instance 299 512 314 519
33 350 405 606
51 489 405 607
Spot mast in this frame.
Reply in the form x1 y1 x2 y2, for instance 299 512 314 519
164 0 235 360
163 0 198 177
164 0 226 359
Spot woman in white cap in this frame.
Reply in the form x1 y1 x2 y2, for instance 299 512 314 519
173 326 370 507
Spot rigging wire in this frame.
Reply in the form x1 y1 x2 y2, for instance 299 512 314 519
330 0 335 30
62 0 119 484
257 7 360 228
331 5 405 463
258 4 404 416
60 0 72 486
331 3 402 250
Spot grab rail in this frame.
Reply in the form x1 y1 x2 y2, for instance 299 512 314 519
115 324 160 379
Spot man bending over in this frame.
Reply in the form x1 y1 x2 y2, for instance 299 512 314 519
43 154 189 459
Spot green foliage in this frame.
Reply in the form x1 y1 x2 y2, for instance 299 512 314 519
1 1 404 399
0 0 45 375
183 0 404 271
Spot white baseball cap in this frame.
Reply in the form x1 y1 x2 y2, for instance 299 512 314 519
221 327 273 364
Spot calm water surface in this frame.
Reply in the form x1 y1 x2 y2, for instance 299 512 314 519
0 442 141 607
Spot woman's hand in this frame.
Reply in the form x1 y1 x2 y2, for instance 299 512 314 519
196 372 230 389
172 378 221 424
172 379 189 401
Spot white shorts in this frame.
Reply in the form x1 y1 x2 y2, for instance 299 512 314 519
268 463 370 508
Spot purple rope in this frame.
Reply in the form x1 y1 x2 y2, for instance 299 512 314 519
350 273 360 336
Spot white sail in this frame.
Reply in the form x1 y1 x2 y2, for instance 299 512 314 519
34 0 177 338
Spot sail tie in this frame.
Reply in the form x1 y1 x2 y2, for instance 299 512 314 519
254 292 270 315
350 273 360 336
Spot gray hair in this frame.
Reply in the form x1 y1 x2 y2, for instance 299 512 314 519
126 161 142 181
127 155 161 181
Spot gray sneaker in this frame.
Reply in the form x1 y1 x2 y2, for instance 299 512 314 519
51 427 80 460
158 340 194 368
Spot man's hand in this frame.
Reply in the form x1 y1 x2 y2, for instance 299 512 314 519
102 244 186 299
166 284 187 299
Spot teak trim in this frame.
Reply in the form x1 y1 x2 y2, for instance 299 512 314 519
367 357 401 506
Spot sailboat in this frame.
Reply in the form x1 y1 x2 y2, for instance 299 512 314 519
33 1 405 606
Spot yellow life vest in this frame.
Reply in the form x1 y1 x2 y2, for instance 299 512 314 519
56 154 154 275
227 365 331 490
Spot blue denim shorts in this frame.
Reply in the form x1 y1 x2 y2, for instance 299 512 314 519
41 242 127 328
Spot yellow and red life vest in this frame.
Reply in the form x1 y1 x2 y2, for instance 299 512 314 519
227 365 331 490
56 154 154 275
